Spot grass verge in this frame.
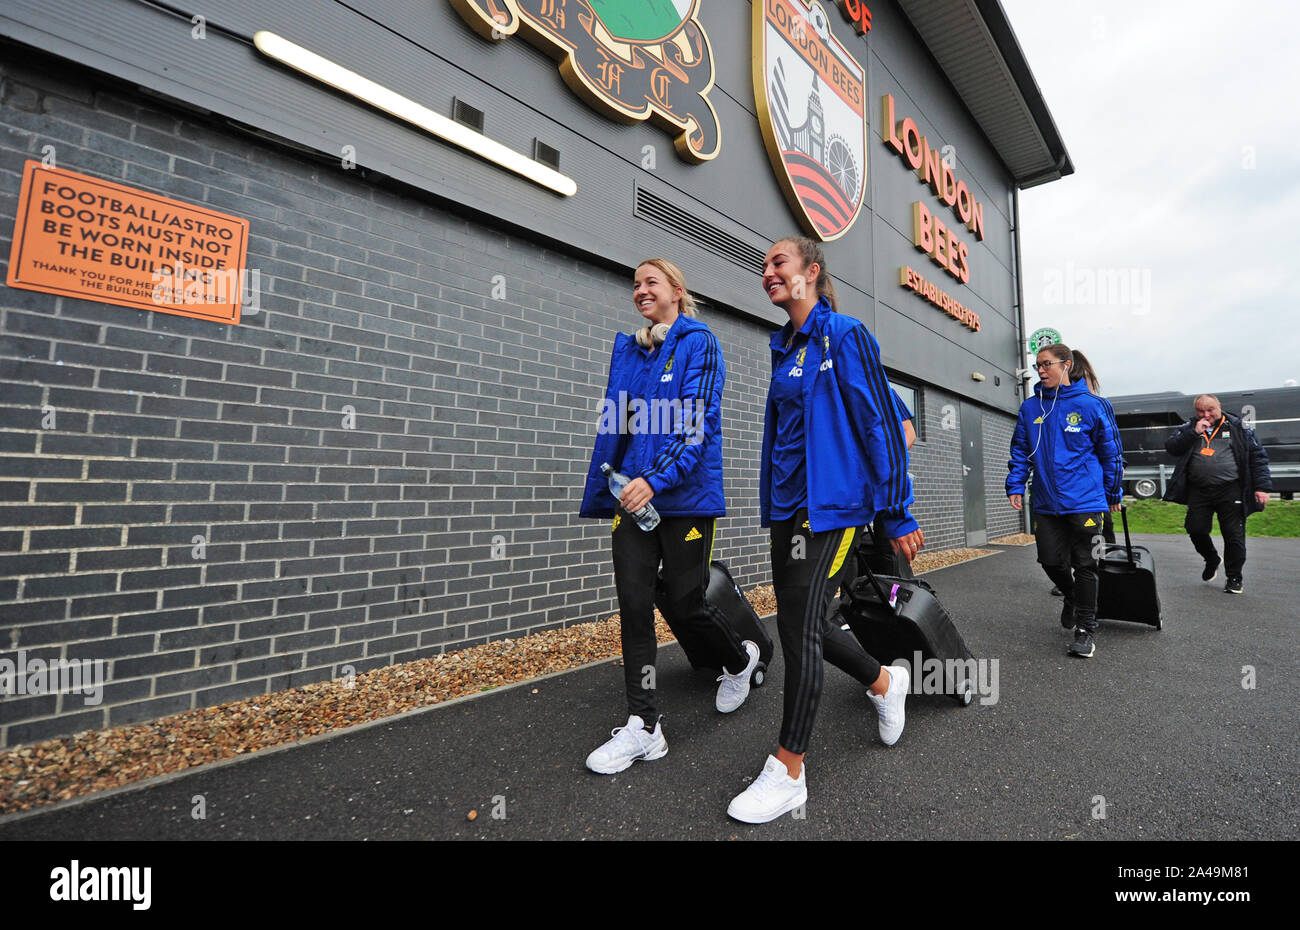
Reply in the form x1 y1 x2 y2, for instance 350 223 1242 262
1119 499 1299 537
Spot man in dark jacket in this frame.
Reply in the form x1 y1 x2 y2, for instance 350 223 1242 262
1163 394 1272 593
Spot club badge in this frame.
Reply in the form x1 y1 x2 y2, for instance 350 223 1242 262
753 0 867 240
450 0 721 162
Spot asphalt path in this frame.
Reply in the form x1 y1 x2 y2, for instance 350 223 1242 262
2 534 1296 841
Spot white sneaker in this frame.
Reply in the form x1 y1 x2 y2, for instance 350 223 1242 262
869 664 909 746
727 755 808 823
585 715 668 774
715 640 761 713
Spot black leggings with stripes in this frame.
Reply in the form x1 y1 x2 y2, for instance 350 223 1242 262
611 514 748 725
770 510 864 755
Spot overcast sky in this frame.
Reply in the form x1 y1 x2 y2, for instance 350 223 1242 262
1000 0 1299 399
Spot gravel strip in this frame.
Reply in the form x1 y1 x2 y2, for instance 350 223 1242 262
912 547 996 572
1 591 754 815
989 533 1036 546
0 543 998 813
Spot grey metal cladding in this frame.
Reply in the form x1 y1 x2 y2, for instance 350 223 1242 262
0 0 1026 409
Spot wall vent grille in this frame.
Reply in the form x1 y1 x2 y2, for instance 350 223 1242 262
533 139 560 170
451 98 484 133
634 186 765 274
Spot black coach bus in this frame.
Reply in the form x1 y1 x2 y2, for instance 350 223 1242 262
1107 387 1300 500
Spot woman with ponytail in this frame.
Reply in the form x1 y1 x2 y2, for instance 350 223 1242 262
726 237 922 824
579 259 760 775
1007 342 1123 658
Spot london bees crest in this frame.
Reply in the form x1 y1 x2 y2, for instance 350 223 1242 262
753 0 867 240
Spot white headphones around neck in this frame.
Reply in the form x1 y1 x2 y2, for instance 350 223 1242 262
635 322 671 349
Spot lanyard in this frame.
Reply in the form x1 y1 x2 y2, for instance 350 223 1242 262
1201 418 1224 448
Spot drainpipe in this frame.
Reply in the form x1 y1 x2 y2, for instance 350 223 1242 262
1013 186 1030 534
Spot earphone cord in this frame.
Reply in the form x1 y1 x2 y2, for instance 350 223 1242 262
1027 384 1060 462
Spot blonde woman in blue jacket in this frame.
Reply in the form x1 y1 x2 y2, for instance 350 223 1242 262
727 237 922 824
579 258 760 775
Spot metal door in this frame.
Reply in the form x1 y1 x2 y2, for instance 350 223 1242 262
960 402 987 546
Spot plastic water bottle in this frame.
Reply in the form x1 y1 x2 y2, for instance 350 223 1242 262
600 462 660 531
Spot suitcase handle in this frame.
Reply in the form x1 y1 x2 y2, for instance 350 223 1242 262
856 552 900 618
1120 505 1135 566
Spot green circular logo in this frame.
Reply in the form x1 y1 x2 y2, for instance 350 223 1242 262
1029 327 1061 354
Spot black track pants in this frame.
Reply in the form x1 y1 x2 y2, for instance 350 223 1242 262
815 522 900 687
1034 511 1106 632
611 513 747 724
821 611 882 688
770 510 859 755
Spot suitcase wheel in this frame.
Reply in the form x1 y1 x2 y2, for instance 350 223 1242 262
954 680 974 706
751 663 767 688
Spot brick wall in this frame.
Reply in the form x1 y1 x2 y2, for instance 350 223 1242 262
0 50 997 747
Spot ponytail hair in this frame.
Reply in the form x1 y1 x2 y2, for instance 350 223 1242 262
774 236 839 312
1068 348 1101 394
634 257 696 348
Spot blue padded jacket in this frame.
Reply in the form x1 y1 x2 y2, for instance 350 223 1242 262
1006 379 1124 514
579 314 726 518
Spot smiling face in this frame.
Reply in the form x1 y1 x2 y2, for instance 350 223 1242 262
1035 349 1071 390
633 263 682 326
762 241 818 309
634 264 686 329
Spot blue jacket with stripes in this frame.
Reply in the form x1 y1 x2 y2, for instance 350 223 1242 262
580 314 726 518
759 298 918 537
1006 379 1124 514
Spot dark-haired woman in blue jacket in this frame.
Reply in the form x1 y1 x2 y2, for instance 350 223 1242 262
578 258 759 775
1007 342 1123 659
727 237 921 824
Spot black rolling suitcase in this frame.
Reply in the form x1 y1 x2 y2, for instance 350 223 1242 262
826 526 911 628
655 561 774 687
1096 506 1163 629
840 565 976 705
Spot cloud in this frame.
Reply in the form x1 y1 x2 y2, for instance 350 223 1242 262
1003 0 1300 396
